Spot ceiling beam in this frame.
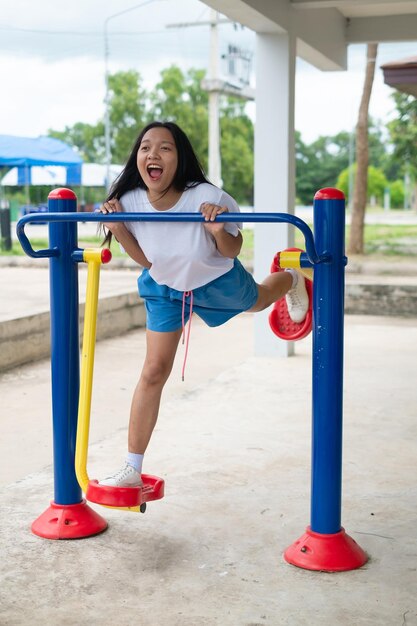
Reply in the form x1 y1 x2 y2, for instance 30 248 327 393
347 14 417 42
291 0 407 7
294 7 347 70
204 0 347 70
203 1 417 69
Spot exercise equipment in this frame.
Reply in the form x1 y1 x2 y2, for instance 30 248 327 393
269 247 313 341
75 247 164 513
19 187 368 571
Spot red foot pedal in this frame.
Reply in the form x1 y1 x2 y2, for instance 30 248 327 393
269 247 313 341
86 473 164 508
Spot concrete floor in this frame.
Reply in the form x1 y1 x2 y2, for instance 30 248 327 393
1 312 417 626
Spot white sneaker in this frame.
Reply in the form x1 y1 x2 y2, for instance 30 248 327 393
285 273 309 323
99 463 143 488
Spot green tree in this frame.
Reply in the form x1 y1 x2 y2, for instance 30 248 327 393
295 118 390 206
108 70 148 163
47 65 255 203
337 164 387 206
388 92 417 210
295 131 315 204
220 98 254 203
295 131 351 204
149 66 209 169
49 70 148 165
368 117 389 170
389 180 405 209
49 121 105 162
148 65 254 203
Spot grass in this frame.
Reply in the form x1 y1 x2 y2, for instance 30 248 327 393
2 224 417 261
240 224 417 264
358 224 417 255
0 237 106 256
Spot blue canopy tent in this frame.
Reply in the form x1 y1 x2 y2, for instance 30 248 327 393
0 136 83 249
0 135 83 186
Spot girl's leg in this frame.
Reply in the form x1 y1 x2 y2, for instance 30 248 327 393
249 271 293 312
128 328 183 454
100 328 182 486
249 270 309 323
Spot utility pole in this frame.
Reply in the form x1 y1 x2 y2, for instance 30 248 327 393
207 10 222 187
167 11 224 186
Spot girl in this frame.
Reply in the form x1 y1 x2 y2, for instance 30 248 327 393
99 121 308 487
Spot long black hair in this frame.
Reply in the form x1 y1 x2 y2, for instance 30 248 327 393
101 121 209 246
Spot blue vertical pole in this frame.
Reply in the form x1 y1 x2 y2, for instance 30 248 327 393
310 188 346 533
48 188 81 505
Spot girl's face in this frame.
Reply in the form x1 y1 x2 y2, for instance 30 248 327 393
137 127 178 195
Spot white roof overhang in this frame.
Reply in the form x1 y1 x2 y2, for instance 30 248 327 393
201 1 417 70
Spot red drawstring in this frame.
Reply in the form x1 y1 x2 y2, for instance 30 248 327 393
181 290 193 381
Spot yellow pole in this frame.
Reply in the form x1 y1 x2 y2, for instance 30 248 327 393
75 249 103 493
75 248 141 512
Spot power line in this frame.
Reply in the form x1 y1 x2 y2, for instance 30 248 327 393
0 25 169 37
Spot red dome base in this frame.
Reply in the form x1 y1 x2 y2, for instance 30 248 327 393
284 526 368 572
31 500 108 540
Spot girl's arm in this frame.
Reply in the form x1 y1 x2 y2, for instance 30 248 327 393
113 226 152 268
209 228 243 258
200 203 243 258
100 199 152 268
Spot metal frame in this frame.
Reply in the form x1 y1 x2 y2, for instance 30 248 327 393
17 187 367 569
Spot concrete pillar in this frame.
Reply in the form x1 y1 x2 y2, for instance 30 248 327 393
208 10 222 188
254 32 296 356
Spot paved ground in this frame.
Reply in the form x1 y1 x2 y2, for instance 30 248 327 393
1 309 417 625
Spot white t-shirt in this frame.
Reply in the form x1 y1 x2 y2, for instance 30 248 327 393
120 183 242 291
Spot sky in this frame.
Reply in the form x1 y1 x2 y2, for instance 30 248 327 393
0 0 415 145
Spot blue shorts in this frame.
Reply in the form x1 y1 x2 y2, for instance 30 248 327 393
138 259 258 332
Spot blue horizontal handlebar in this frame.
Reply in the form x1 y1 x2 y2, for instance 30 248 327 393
16 211 320 265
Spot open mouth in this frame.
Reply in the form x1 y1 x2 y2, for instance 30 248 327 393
147 164 163 180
